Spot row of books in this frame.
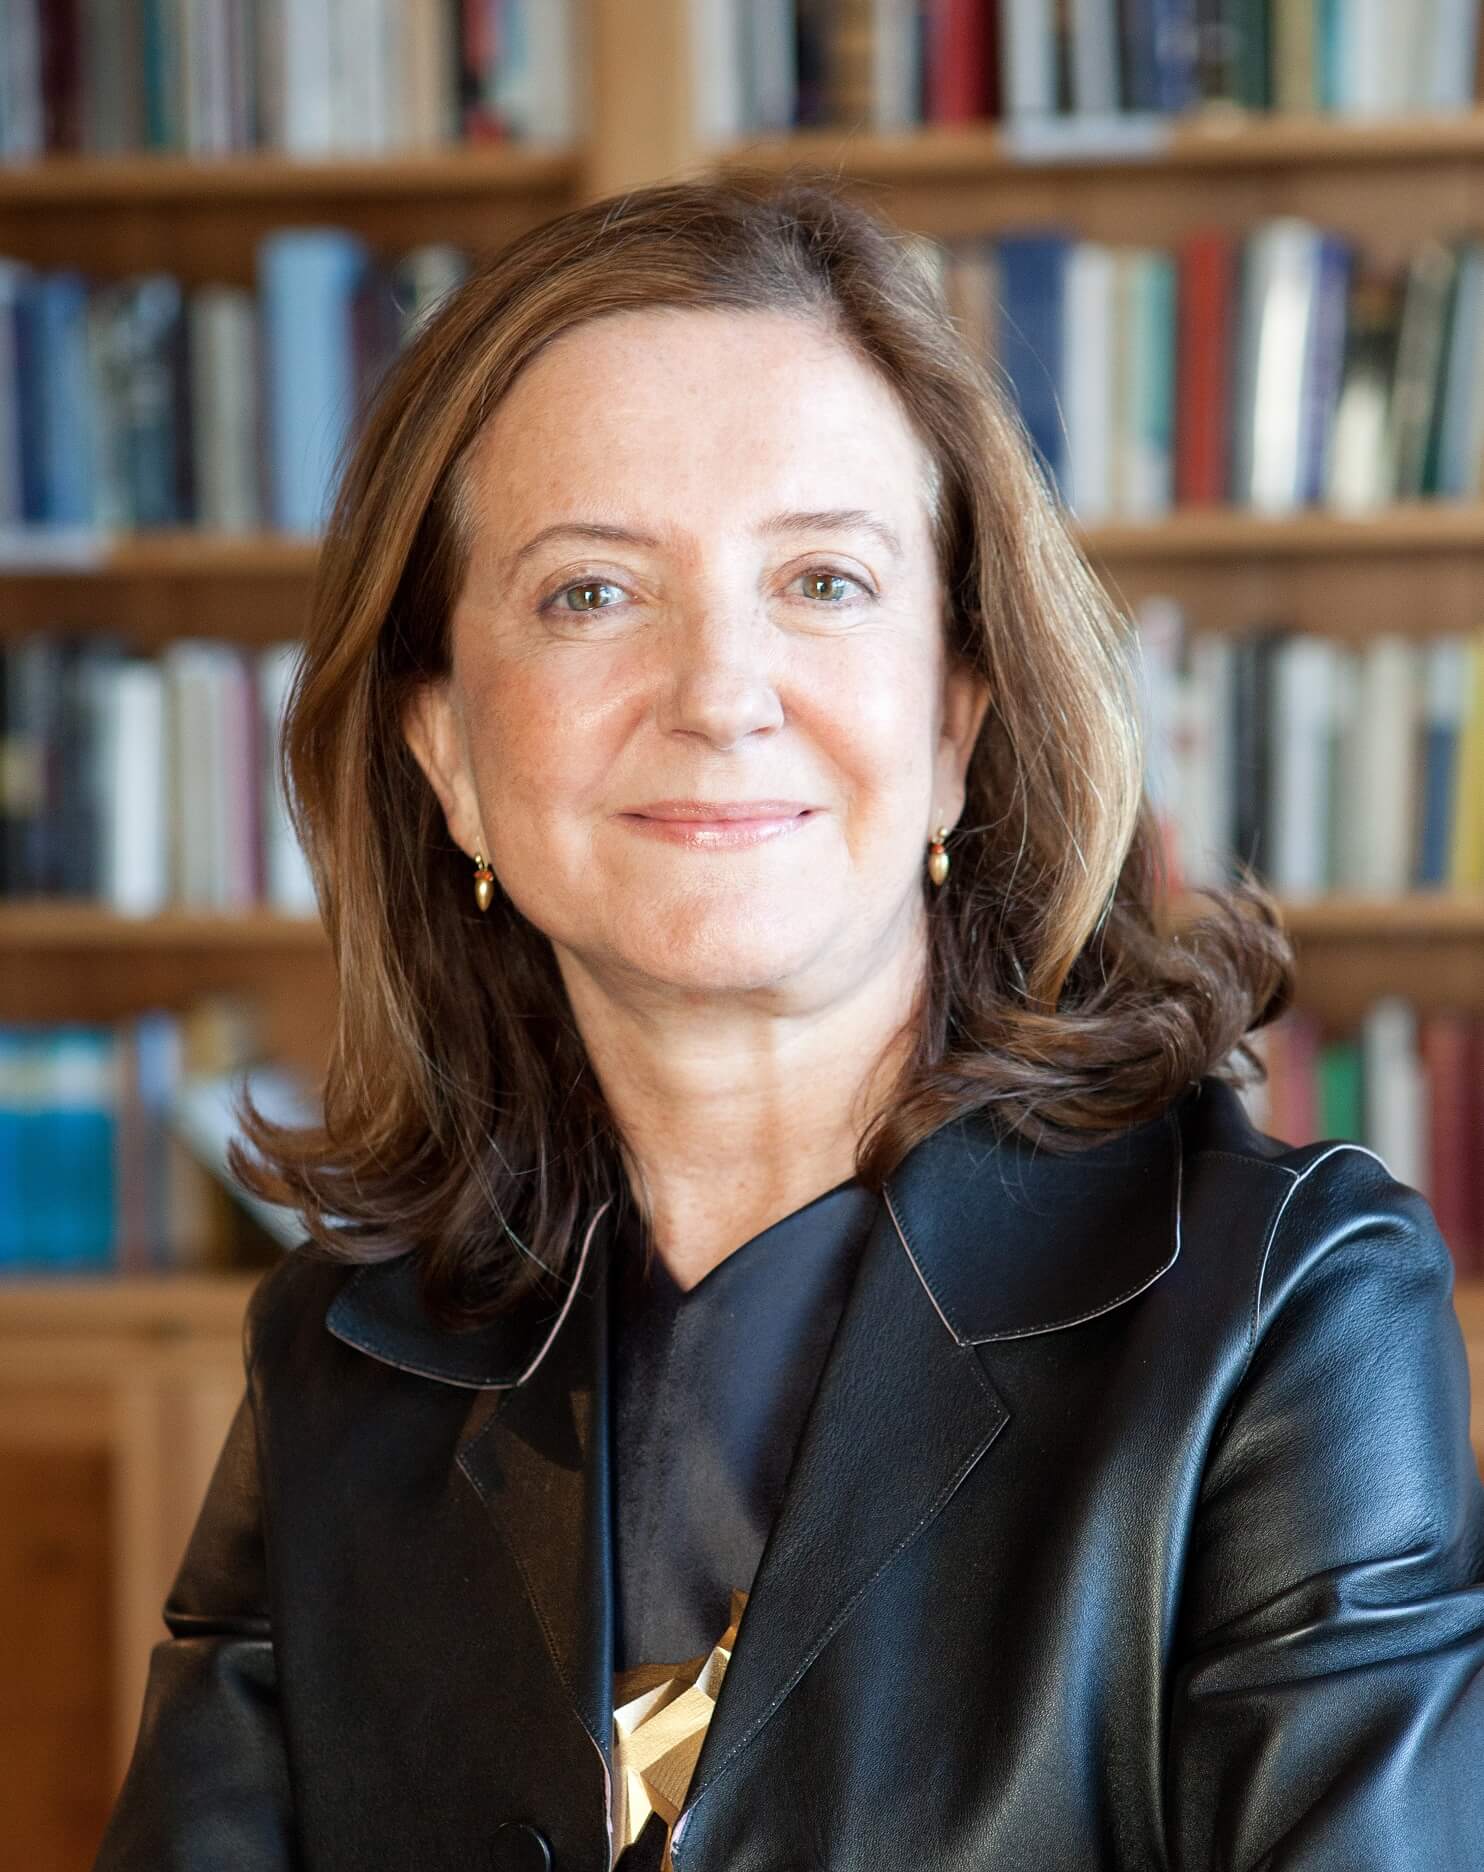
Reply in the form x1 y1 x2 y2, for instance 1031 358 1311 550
1136 610 1484 897
0 633 316 912
929 219 1484 518
0 992 317 1273
0 236 470 537
702 0 1482 146
1239 997 1484 1276
10 208 1484 544
4 606 1482 912
2 991 1478 1278
0 0 578 162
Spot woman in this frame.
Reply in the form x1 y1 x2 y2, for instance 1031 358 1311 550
94 169 1484 1871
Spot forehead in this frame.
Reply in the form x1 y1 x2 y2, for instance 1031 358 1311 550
460 307 936 550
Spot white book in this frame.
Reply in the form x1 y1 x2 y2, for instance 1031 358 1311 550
740 0 796 133
1326 646 1365 889
873 0 919 130
1070 0 1120 115
217 648 258 906
283 0 335 154
692 0 745 143
999 0 1056 120
1427 0 1481 110
330 0 383 152
1269 636 1337 899
1 0 43 161
1234 219 1321 514
205 647 237 905
1062 241 1115 522
1133 595 1183 846
1325 349 1396 511
94 658 168 916
1181 631 1236 891
530 0 580 146
163 642 215 904
1336 0 1393 116
401 0 448 147
1362 997 1427 1192
1434 242 1484 498
189 287 263 532
258 642 320 916
1352 634 1420 894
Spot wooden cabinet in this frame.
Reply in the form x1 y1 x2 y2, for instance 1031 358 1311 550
0 1278 255 1869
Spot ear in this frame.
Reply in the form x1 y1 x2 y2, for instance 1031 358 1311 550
935 657 992 822
401 679 485 858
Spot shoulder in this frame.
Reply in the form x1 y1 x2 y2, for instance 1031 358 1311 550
1174 1073 1457 1367
242 1237 362 1381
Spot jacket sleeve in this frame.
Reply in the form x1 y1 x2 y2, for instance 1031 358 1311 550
93 1269 298 1869
1164 1143 1484 1871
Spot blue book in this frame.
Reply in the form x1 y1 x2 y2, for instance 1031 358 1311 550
259 228 371 534
995 231 1075 507
0 1028 22 1269
1298 233 1353 507
13 1028 47 1266
40 1026 117 1272
1128 0 1200 113
135 1009 181 1269
15 271 96 526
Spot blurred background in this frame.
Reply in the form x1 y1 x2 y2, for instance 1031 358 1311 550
2 0 1483 1862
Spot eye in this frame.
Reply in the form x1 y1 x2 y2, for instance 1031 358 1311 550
539 577 629 616
793 566 871 604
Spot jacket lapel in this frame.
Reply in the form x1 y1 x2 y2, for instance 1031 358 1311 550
324 1097 1184 1863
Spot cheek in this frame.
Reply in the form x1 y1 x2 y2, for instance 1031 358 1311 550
463 656 616 847
823 658 939 817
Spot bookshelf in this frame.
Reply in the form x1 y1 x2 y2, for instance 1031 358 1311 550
0 11 1479 1258
4 3 1484 1852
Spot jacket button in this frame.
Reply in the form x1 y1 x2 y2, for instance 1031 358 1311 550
490 1819 552 1870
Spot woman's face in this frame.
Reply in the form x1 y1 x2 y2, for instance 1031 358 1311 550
404 306 990 1014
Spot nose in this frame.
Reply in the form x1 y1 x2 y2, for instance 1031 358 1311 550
650 591 792 747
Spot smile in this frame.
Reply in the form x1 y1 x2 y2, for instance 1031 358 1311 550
617 810 819 850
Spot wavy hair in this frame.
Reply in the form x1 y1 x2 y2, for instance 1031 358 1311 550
229 164 1295 1332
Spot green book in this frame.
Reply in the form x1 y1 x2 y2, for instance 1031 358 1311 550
1317 1040 1363 1141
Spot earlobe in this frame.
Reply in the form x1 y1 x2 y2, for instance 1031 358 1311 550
401 681 480 857
943 663 992 766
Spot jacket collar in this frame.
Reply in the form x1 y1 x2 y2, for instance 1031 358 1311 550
323 1094 1184 1389
322 1093 1186 1867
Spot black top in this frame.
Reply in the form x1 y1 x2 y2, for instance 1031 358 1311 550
608 1173 881 1674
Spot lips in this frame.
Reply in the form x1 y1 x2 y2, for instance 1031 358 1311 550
627 801 816 822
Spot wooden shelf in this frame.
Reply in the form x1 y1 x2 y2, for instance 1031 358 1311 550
0 904 325 949
4 893 1481 950
0 143 579 206
5 502 1482 583
0 529 318 580
0 1270 260 1336
1082 501 1484 560
720 107 1484 181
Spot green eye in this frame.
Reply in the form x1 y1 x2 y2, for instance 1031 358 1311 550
797 567 867 602
544 579 626 614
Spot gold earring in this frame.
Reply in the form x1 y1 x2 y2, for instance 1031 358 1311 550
927 825 950 887
472 849 494 912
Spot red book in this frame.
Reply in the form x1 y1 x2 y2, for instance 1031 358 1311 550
926 0 999 124
1421 1012 1479 1278
1175 231 1236 506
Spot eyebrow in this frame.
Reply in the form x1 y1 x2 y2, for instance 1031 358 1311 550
506 508 905 571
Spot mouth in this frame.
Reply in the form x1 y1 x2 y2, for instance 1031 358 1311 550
617 808 819 849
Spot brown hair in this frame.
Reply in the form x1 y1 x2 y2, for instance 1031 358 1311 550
230 164 1294 1332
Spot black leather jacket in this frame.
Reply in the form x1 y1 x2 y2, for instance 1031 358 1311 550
93 1074 1484 1870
